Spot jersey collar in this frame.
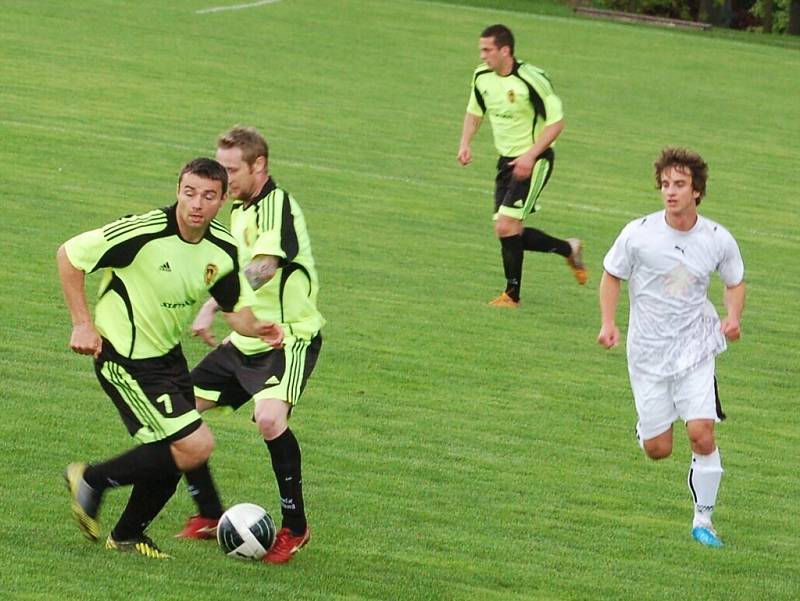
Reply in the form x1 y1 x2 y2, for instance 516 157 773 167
235 177 277 212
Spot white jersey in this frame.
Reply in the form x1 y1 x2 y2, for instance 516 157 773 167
604 210 744 379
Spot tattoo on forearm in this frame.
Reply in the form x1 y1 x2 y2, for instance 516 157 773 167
245 257 277 290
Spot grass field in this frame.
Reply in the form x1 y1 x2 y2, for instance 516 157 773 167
1 1 799 600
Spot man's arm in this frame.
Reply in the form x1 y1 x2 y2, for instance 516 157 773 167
457 113 483 166
244 254 280 291
221 306 284 348
191 297 220 347
597 270 622 349
510 119 564 180
720 281 745 342
57 244 102 358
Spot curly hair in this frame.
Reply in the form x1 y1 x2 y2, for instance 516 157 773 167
654 147 708 205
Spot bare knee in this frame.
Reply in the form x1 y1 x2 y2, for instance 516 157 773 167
254 398 289 441
494 217 522 238
644 442 672 460
643 429 673 460
687 420 716 455
171 424 215 471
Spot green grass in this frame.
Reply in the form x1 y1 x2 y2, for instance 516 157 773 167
1 1 799 600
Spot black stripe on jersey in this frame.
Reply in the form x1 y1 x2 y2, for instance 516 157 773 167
94 208 176 271
277 263 311 332
104 212 168 241
280 190 298 262
472 69 492 114
105 273 137 358
514 63 548 121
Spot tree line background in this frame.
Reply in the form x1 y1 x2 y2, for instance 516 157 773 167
596 0 800 33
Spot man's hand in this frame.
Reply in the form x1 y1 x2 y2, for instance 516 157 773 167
509 154 535 180
192 300 218 347
597 323 620 350
70 323 102 358
457 144 472 166
721 318 741 342
256 321 284 348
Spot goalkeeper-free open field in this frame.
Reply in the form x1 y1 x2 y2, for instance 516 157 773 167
1 1 798 599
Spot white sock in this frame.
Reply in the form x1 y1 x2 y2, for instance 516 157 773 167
688 448 723 529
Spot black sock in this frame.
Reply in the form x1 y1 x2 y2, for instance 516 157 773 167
84 441 178 493
185 462 224 519
265 428 306 535
499 235 524 301
521 228 571 257
111 472 181 541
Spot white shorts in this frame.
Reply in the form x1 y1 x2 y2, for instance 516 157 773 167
629 358 722 441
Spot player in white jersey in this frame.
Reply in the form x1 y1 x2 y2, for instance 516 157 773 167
597 147 745 548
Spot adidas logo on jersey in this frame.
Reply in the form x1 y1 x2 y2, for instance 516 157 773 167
265 376 280 386
159 262 172 272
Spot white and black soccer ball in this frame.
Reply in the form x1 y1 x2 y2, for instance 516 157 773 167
217 503 276 560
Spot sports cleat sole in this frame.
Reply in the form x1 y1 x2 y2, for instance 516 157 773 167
106 535 172 559
565 238 588 285
64 463 100 542
488 292 520 308
692 526 723 548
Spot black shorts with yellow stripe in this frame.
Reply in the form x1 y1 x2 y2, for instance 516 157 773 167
494 147 555 221
94 339 202 444
191 334 322 411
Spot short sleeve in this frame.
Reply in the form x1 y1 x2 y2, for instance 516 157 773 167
466 72 485 117
210 270 246 313
717 229 745 287
603 222 635 281
63 228 110 273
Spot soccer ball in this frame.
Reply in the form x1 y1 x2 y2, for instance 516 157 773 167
217 503 276 560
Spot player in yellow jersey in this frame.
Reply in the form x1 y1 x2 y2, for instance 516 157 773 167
176 128 323 565
458 24 587 307
59 158 283 558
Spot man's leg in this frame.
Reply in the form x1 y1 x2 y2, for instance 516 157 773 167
255 397 310 564
493 215 524 304
686 420 723 547
178 398 226 539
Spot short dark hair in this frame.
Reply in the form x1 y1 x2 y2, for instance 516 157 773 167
481 24 514 54
178 157 228 195
654 147 708 205
217 126 269 167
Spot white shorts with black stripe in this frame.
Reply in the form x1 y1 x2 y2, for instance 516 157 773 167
629 357 725 441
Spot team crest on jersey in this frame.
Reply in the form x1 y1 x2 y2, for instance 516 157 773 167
204 264 219 285
507 90 516 104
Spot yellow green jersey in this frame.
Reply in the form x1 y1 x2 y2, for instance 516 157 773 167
466 61 564 158
64 204 252 359
228 179 324 354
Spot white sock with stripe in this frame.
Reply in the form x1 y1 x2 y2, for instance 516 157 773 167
688 448 723 529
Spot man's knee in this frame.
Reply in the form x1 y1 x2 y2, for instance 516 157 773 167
171 424 215 471
494 216 522 238
642 429 673 460
687 421 716 455
254 398 289 440
644 442 672 460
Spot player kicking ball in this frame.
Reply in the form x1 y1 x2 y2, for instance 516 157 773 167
597 147 746 547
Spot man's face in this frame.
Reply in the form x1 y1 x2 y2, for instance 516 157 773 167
659 166 700 216
479 36 508 73
175 172 226 238
216 146 261 202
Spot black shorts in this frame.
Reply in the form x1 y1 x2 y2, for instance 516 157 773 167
94 340 202 444
192 334 322 411
494 148 555 220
